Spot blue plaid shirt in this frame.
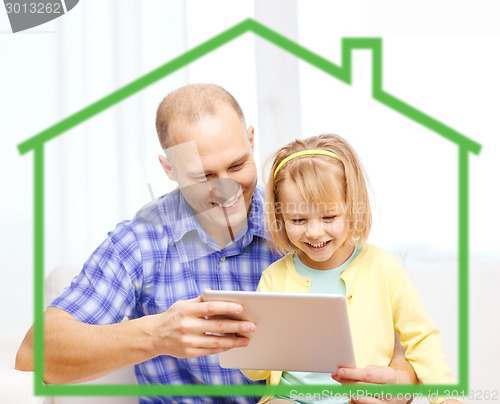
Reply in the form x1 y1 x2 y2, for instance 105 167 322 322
51 186 281 403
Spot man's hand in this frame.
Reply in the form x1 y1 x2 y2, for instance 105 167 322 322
149 295 256 358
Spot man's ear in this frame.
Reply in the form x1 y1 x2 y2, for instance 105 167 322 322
158 155 177 182
247 125 255 151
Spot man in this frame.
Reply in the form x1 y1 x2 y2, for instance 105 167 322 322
16 84 418 403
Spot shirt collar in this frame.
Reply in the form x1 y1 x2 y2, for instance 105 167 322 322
240 185 267 243
159 186 267 261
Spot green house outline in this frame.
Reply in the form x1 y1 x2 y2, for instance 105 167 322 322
17 18 480 399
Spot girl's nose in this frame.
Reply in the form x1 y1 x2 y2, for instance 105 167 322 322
305 220 323 238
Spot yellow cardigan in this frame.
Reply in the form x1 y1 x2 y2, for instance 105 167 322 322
242 244 454 403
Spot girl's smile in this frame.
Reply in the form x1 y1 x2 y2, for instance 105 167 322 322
304 239 331 249
279 180 355 270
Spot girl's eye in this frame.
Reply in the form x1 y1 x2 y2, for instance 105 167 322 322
323 216 337 221
290 218 305 224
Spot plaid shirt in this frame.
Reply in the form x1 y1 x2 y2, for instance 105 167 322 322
51 186 281 404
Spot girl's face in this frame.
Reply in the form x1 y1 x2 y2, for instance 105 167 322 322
278 179 355 270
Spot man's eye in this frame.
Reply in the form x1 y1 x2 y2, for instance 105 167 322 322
231 163 243 170
194 174 212 182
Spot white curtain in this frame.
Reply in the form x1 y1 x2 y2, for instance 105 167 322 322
254 0 302 165
43 0 269 273
45 0 190 272
45 0 299 273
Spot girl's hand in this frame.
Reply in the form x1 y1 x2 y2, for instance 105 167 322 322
332 365 399 385
332 365 412 404
331 333 420 402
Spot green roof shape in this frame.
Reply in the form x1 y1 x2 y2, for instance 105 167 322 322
17 18 481 155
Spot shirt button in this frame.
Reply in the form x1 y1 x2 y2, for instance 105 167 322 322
220 256 225 262
347 295 352 301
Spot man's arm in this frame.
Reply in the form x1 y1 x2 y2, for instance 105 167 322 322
15 307 156 384
15 297 255 384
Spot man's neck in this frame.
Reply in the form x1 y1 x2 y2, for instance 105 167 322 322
198 217 247 249
204 225 234 249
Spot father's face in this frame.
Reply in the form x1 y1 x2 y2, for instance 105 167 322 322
161 104 257 243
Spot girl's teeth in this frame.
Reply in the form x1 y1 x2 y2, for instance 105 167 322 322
309 241 327 248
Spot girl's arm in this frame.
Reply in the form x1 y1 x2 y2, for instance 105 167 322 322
390 263 454 386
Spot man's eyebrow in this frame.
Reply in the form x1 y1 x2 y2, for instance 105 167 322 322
205 153 250 174
230 153 250 165
186 153 250 177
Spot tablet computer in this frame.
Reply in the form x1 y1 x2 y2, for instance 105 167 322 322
201 290 356 373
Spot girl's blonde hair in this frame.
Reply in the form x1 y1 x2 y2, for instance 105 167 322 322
265 134 372 255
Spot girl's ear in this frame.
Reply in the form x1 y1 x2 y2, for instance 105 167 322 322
158 155 177 182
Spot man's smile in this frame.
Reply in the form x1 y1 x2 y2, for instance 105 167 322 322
211 191 243 210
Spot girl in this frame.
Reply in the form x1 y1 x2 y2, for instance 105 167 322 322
242 134 455 404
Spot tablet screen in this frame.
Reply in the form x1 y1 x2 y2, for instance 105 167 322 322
202 290 356 373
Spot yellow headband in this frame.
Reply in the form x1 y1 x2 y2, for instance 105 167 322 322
273 149 341 179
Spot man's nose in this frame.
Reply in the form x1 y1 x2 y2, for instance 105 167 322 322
305 220 324 238
208 177 240 201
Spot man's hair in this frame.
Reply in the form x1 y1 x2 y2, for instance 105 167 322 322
156 83 246 149
265 133 373 255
